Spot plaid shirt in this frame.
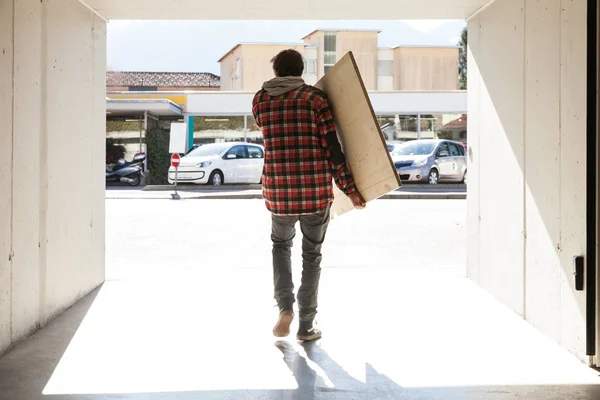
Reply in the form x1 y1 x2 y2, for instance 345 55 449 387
252 84 357 215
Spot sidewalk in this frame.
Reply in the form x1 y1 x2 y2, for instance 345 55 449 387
105 184 466 200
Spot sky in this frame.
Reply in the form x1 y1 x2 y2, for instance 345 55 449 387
107 20 466 75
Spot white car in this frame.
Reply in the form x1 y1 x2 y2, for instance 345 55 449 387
168 142 264 185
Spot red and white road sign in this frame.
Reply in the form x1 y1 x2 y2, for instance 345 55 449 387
171 153 180 168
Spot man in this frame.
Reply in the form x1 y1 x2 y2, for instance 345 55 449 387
252 49 366 342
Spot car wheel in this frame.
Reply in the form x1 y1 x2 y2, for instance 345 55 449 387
428 169 439 185
209 170 224 186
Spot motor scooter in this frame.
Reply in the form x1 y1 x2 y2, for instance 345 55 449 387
106 153 146 186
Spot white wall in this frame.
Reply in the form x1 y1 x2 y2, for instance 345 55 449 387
377 76 394 91
0 0 14 354
468 0 588 361
186 91 467 116
0 0 106 355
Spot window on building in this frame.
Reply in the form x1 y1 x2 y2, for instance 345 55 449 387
235 58 241 78
304 60 317 75
378 60 393 77
324 31 337 73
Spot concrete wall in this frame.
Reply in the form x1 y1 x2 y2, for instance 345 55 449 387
220 44 305 91
394 47 459 90
0 0 14 355
467 0 588 361
0 0 106 355
241 44 304 92
336 31 378 90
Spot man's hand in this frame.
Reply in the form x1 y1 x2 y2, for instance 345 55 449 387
348 191 366 209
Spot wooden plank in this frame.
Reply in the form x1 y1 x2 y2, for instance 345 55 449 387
315 52 401 219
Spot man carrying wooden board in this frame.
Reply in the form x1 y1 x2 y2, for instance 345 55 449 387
252 49 366 342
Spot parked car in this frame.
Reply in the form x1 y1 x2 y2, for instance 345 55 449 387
168 142 264 185
391 139 467 184
386 142 398 153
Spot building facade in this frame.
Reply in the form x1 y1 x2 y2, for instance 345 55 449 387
218 43 310 91
219 29 459 92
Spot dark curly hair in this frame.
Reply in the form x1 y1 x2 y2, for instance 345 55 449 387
271 49 304 77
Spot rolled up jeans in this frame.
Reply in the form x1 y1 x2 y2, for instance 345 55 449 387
271 204 331 324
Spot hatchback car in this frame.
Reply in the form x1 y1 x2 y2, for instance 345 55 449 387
391 139 467 184
168 142 264 185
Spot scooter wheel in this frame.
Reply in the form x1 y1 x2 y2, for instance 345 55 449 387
128 173 141 186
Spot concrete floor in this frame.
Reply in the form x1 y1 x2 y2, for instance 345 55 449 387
0 199 599 399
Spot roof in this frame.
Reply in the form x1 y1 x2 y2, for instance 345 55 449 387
442 114 467 130
217 42 305 62
106 71 220 88
106 99 183 118
302 29 381 40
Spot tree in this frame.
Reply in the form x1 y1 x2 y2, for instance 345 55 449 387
458 27 468 90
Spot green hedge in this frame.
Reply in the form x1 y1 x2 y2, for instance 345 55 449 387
193 116 245 131
146 127 170 185
105 138 126 164
106 120 141 132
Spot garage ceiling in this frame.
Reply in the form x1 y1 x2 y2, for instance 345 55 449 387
83 0 492 20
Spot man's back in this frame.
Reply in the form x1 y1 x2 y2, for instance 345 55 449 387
253 84 344 216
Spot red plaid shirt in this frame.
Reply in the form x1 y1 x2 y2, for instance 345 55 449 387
252 84 357 215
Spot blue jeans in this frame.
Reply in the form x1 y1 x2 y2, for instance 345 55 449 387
271 204 331 323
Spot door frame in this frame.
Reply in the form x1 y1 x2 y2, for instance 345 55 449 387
588 0 598 364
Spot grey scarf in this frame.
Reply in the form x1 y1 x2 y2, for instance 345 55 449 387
262 76 305 96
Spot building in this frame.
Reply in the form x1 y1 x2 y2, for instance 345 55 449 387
106 71 221 92
218 29 459 92
218 43 309 91
3 0 600 385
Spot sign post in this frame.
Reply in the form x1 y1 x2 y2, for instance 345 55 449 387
171 153 181 200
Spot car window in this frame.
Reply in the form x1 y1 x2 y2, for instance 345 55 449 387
448 143 460 157
437 142 449 156
247 146 264 159
458 144 466 156
186 143 228 158
392 141 436 156
225 145 248 159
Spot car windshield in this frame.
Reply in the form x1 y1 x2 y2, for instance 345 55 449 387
185 143 230 158
392 142 436 156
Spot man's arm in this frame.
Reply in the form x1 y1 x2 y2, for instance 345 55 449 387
252 92 261 128
314 95 365 208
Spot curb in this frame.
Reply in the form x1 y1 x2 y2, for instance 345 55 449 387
380 193 466 200
106 193 466 200
143 184 262 191
141 183 464 192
